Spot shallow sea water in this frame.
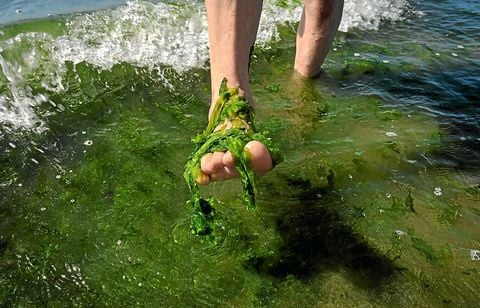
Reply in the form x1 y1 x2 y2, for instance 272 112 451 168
0 0 479 306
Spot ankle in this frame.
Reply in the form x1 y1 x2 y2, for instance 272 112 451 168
209 82 254 119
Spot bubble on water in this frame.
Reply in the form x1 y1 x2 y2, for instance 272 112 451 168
395 230 406 236
386 131 398 137
354 52 361 57
382 60 390 63
457 45 464 49
460 136 466 141
451 52 458 57
333 47 338 51
117 240 122 245
15 9 22 15
470 250 480 261
55 174 61 179
70 199 76 203
40 207 46 211
8 142 16 148
83 140 93 146
385 193 392 199
434 187 443 196
31 158 39 164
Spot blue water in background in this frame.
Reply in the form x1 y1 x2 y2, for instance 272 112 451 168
0 0 127 25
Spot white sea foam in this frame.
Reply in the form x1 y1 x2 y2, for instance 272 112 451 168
0 0 410 134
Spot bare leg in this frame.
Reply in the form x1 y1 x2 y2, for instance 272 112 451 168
199 0 272 185
294 0 344 77
206 0 262 117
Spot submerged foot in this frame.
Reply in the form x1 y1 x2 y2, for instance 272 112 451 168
197 140 272 185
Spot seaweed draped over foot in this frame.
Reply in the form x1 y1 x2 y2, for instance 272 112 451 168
184 79 282 235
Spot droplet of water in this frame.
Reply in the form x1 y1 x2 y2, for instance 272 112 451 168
84 140 93 146
354 53 360 57
457 45 464 49
451 52 458 57
8 142 16 149
395 230 406 236
386 131 398 137
382 60 390 63
434 187 443 196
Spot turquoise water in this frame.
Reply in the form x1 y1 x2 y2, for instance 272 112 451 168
1 0 479 306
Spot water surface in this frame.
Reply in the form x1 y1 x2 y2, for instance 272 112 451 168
0 0 479 306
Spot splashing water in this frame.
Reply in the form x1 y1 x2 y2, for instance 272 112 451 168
0 0 411 135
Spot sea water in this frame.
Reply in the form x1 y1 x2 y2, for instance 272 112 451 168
0 0 479 306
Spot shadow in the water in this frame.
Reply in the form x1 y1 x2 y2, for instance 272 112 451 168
247 180 396 289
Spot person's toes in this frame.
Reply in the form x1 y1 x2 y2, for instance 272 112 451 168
209 166 238 182
211 152 225 172
201 153 215 174
223 151 235 168
245 140 272 175
196 170 210 185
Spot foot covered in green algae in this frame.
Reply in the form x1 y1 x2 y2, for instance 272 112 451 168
184 79 282 235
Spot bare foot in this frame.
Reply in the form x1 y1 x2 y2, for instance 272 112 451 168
200 80 271 185
197 140 272 185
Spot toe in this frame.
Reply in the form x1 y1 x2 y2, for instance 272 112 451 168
196 170 210 185
211 152 225 172
223 151 235 168
210 166 238 182
245 140 272 176
201 153 215 174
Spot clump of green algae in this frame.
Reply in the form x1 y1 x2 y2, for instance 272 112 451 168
184 79 282 235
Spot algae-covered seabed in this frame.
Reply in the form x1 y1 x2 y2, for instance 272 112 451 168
1 14 480 308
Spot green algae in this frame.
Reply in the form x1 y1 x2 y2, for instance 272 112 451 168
1 14 480 307
184 79 282 235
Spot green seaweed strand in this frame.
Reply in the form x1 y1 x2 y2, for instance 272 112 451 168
184 79 282 235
